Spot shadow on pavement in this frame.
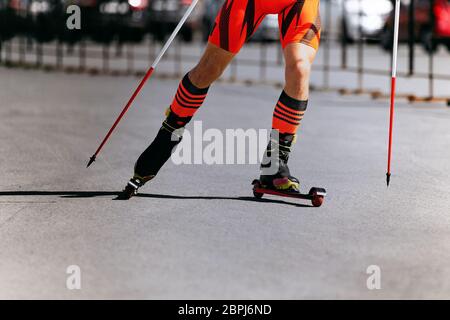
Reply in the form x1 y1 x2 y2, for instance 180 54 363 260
0 191 313 208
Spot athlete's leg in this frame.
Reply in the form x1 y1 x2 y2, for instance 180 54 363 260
117 44 234 199
158 43 234 121
283 43 317 101
133 44 234 181
271 43 317 135
260 0 321 191
119 0 270 199
118 0 255 199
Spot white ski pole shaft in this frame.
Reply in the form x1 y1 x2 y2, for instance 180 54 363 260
152 0 200 68
391 0 401 77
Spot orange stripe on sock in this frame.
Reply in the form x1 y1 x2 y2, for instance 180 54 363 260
272 116 299 134
175 97 200 109
276 104 305 118
179 82 208 99
175 93 202 107
171 98 199 117
273 111 300 126
277 101 305 115
177 88 205 104
170 77 208 118
275 105 304 121
171 102 196 117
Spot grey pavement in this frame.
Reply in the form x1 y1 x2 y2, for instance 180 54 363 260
1 67 450 299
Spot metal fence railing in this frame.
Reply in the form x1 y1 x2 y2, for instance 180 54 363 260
1 0 449 105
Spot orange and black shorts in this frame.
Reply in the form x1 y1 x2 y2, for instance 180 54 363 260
208 0 321 54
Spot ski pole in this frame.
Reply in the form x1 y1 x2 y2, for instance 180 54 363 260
87 0 200 168
386 0 401 187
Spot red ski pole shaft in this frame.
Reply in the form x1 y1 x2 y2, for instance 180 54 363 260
386 0 401 186
87 67 154 167
87 0 200 168
387 77 396 184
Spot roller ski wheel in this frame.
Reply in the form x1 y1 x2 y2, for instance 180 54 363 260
310 189 325 208
252 180 326 207
253 189 264 199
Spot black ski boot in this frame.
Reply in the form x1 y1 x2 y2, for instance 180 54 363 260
260 131 300 192
116 176 146 200
117 108 191 200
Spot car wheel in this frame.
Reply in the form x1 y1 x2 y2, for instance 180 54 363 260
341 19 354 44
151 23 166 42
445 41 450 52
380 26 393 52
154 30 165 42
420 28 438 54
0 12 17 41
93 32 115 45
59 30 82 45
121 28 144 43
202 19 212 42
181 25 193 42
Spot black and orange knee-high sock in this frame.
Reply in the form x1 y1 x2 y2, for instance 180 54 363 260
170 73 209 119
272 91 308 135
134 73 209 179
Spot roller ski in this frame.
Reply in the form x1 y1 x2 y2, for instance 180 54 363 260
253 131 327 207
252 180 326 207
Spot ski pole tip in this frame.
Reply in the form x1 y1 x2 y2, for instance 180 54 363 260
87 155 96 168
386 173 391 187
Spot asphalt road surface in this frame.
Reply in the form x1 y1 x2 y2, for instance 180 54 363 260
1 67 450 299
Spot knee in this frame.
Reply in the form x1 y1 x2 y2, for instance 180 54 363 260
286 58 312 81
189 59 225 87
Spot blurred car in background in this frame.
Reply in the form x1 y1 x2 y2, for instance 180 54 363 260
149 0 202 42
98 0 151 43
381 0 450 53
298 0 393 43
27 0 63 42
252 14 279 42
201 0 220 41
339 0 393 42
59 0 98 44
0 0 29 40
0 0 17 41
59 0 151 44
202 0 278 43
319 0 342 41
